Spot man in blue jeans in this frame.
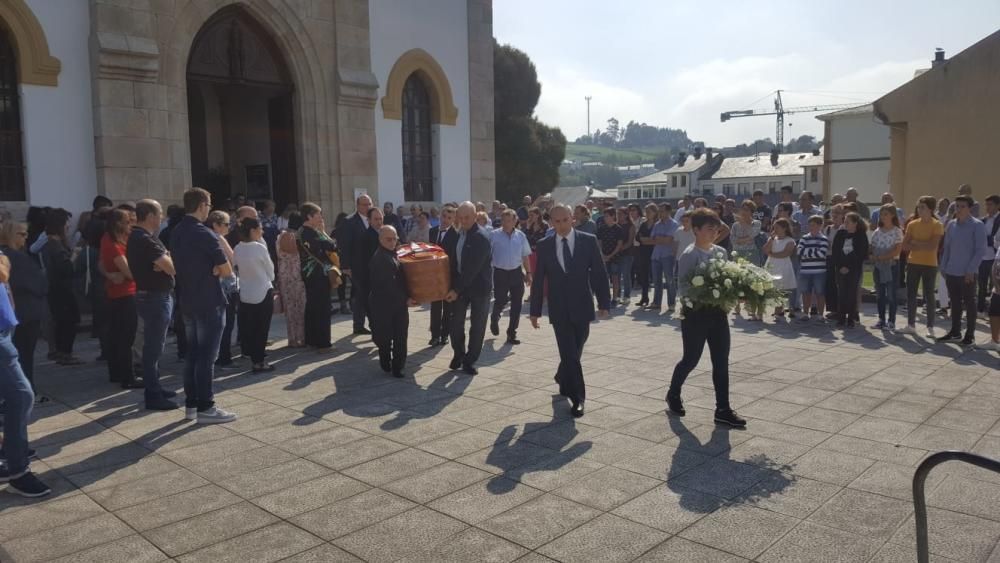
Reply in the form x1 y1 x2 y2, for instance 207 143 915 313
0 251 50 496
128 199 180 410
171 188 238 424
648 203 679 313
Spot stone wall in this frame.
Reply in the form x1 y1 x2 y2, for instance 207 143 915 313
89 0 379 216
466 0 495 204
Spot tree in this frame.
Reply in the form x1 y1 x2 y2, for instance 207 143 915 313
494 41 567 204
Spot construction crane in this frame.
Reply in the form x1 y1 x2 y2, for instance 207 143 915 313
720 90 866 151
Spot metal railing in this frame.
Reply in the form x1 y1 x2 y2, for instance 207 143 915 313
913 450 1000 563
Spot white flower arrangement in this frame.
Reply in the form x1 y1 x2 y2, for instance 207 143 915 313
680 250 784 315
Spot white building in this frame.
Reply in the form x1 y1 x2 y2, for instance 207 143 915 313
698 152 811 199
615 150 720 202
800 150 825 196
0 0 494 218
816 104 890 204
615 163 657 180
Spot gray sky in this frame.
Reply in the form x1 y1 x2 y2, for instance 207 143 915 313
493 1 1000 147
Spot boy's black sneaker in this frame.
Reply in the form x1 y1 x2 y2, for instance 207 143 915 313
7 472 51 498
960 337 975 348
0 448 37 463
665 392 685 416
0 465 28 482
936 332 962 343
714 409 747 428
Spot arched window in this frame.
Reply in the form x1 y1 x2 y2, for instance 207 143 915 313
401 74 434 202
0 28 25 201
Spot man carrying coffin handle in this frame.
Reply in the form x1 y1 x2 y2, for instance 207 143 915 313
369 226 416 378
444 202 493 376
530 204 611 418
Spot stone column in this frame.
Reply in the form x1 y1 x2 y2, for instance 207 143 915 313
333 0 379 217
467 0 495 204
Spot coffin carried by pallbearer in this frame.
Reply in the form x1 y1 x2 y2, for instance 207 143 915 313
397 242 450 303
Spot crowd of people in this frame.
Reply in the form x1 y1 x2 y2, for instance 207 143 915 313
0 182 995 499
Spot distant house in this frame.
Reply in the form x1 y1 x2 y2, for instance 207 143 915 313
799 149 825 197
816 104 889 205
615 148 721 202
615 163 657 180
873 32 1000 211
538 185 617 209
697 151 812 200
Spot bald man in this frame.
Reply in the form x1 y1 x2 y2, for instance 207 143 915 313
444 201 494 375
369 226 413 377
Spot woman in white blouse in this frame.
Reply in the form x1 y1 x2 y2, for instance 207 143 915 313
233 217 276 373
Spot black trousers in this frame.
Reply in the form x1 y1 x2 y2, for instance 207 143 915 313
13 319 40 390
979 259 995 312
492 267 525 337
906 264 937 328
218 294 238 363
945 274 977 339
373 304 408 371
450 293 490 367
240 290 274 364
107 296 137 383
304 277 332 348
670 308 731 411
48 288 79 356
352 277 371 331
824 256 838 313
637 251 652 301
552 319 590 404
836 269 862 323
429 300 453 340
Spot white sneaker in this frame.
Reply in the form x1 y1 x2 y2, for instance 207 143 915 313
979 340 1000 352
925 327 936 338
185 407 197 421
197 407 238 425
895 325 916 335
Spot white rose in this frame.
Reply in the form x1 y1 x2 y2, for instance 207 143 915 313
712 289 721 298
724 278 733 288
691 276 705 287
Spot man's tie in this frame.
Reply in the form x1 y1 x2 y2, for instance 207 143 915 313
562 237 572 271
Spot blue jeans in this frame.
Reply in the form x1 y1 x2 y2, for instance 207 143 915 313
619 255 635 299
182 306 225 411
137 291 173 403
651 255 677 307
0 329 34 474
874 264 898 324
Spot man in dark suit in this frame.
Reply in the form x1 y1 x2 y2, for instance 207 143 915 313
444 202 493 375
339 194 374 335
530 204 611 417
428 205 458 346
369 225 414 378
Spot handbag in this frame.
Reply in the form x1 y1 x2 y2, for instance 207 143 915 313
297 230 342 290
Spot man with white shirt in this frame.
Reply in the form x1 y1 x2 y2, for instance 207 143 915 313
489 210 532 345
529 204 610 418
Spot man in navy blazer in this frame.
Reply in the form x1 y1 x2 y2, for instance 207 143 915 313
428 205 459 346
444 202 493 375
338 194 374 335
530 204 611 417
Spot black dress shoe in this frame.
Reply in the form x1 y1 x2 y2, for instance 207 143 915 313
428 337 439 346
666 391 686 416
490 319 500 336
438 337 449 346
570 400 585 418
506 337 521 345
161 389 177 399
714 409 747 427
392 370 405 378
354 328 372 335
379 359 391 373
145 399 178 411
449 357 463 370
462 364 478 376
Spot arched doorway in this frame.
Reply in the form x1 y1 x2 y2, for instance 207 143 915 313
186 7 297 210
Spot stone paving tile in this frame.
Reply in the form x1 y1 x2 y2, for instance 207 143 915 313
479 494 601 549
340 447 447 486
251 472 370 518
175 522 323 563
88 467 209 510
397 528 528 563
382 461 491 503
333 506 468 562
0 493 107 542
47 534 167 563
143 501 279 557
428 478 544 524
290 489 416 540
114 484 244 532
0 513 135 562
611 484 721 533
788 448 876 486
679 503 800 560
306 435 408 471
278 544 363 563
890 507 1000 562
635 536 748 562
552 466 661 511
758 520 884 562
184 444 298 480
928 475 1000 522
537 513 670 563
807 488 913 541
215 458 332 498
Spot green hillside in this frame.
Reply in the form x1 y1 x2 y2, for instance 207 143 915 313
564 143 669 165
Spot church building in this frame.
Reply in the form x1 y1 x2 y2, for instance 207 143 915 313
0 0 495 218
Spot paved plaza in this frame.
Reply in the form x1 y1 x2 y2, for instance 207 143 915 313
1 305 998 562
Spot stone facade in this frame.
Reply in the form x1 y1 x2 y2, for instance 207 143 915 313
86 0 494 214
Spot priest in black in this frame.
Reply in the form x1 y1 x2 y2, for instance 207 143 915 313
369 225 413 377
529 204 611 417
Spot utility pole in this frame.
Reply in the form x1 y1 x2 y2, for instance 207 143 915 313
585 96 592 142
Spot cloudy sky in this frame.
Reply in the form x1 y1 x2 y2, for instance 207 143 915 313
493 0 1000 147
